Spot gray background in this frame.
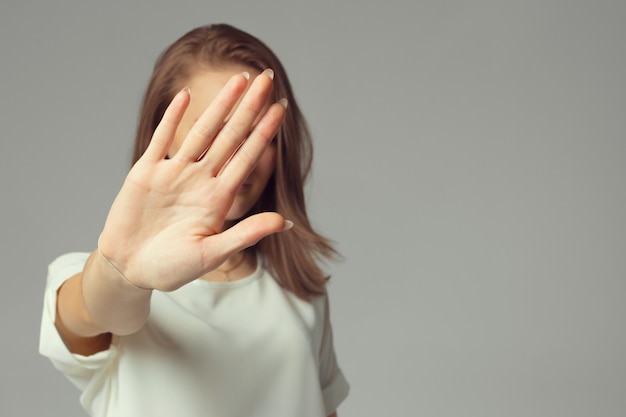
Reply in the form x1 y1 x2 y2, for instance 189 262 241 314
1 0 625 416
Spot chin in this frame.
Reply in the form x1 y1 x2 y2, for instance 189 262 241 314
225 205 254 222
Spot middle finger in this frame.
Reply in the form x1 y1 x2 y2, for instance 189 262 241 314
201 69 275 175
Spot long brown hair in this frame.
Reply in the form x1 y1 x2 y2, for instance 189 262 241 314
132 24 337 299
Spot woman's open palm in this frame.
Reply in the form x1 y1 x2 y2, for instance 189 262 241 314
98 70 287 291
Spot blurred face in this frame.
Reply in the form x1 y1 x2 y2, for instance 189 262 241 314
168 65 276 222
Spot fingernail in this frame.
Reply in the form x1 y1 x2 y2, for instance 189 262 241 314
282 220 294 231
183 87 191 96
263 68 275 80
241 71 250 80
278 98 288 109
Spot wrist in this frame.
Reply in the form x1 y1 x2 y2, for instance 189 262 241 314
81 249 152 335
97 237 151 291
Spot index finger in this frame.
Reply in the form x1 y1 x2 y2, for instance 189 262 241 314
218 99 287 189
201 69 276 175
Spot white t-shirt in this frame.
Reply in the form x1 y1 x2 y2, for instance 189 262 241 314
39 252 349 417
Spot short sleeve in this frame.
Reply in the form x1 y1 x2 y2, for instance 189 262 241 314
38 252 119 391
317 294 350 414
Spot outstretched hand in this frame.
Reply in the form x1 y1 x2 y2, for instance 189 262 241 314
98 70 288 291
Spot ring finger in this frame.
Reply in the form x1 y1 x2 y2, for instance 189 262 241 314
201 69 275 175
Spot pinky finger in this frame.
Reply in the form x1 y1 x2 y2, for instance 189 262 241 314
141 88 191 162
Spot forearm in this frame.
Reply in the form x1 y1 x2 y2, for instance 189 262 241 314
56 250 152 341
55 271 112 355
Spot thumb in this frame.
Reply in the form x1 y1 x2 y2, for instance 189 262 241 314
209 212 292 256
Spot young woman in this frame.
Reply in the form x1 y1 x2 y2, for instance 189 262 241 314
39 24 349 417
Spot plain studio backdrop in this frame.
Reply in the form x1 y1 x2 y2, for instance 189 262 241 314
1 0 625 416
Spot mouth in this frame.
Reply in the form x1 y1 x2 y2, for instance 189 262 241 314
238 183 252 192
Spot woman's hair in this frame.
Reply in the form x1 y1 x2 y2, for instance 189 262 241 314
132 24 337 299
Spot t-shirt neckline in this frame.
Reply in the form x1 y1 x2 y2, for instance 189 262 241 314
189 253 264 289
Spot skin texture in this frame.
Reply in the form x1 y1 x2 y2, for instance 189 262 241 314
170 66 277 224
54 68 338 416
99 69 286 291
169 66 278 283
56 68 286 341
